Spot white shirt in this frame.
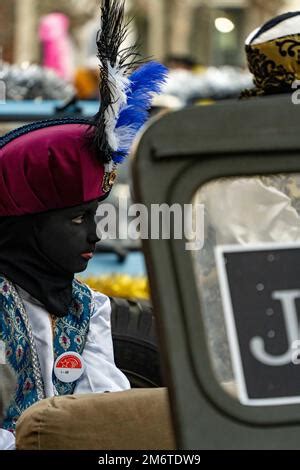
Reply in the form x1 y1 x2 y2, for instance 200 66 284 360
0 287 130 450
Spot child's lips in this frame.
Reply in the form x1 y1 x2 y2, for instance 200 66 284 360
81 252 94 260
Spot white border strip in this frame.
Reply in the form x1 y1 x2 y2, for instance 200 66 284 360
215 242 300 407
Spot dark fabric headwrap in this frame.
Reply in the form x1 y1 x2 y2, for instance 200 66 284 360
0 215 74 317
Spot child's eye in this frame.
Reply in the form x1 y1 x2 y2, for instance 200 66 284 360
72 215 85 225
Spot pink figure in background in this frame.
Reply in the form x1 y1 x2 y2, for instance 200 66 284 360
39 13 74 82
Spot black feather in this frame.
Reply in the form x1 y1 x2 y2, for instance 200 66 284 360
93 0 143 163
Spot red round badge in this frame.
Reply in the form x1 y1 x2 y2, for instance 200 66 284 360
54 352 85 383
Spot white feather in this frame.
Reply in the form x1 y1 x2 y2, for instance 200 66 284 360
115 124 138 152
104 62 130 151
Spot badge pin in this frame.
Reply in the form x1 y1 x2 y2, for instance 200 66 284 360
54 352 84 383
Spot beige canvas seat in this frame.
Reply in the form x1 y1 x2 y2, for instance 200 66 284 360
16 388 176 450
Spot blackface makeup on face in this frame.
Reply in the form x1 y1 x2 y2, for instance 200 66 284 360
36 199 100 274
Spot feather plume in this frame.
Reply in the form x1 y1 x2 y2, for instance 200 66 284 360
94 0 142 162
93 0 168 164
113 61 168 163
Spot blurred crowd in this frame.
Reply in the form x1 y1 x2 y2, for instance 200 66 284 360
0 11 254 106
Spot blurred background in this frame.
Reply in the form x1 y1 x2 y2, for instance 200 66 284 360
0 0 297 67
0 0 298 300
0 0 298 110
0 0 297 70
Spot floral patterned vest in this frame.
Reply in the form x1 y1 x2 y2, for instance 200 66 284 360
0 276 93 433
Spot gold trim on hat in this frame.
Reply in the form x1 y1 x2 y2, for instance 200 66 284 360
102 169 117 193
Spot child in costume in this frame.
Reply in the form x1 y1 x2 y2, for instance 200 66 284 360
0 0 167 450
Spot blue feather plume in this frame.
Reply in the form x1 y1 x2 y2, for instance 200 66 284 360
112 61 168 164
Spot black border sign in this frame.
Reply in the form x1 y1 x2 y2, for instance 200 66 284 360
215 244 300 406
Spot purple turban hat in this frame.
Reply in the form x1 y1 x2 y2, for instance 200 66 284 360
0 122 108 216
0 0 168 217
